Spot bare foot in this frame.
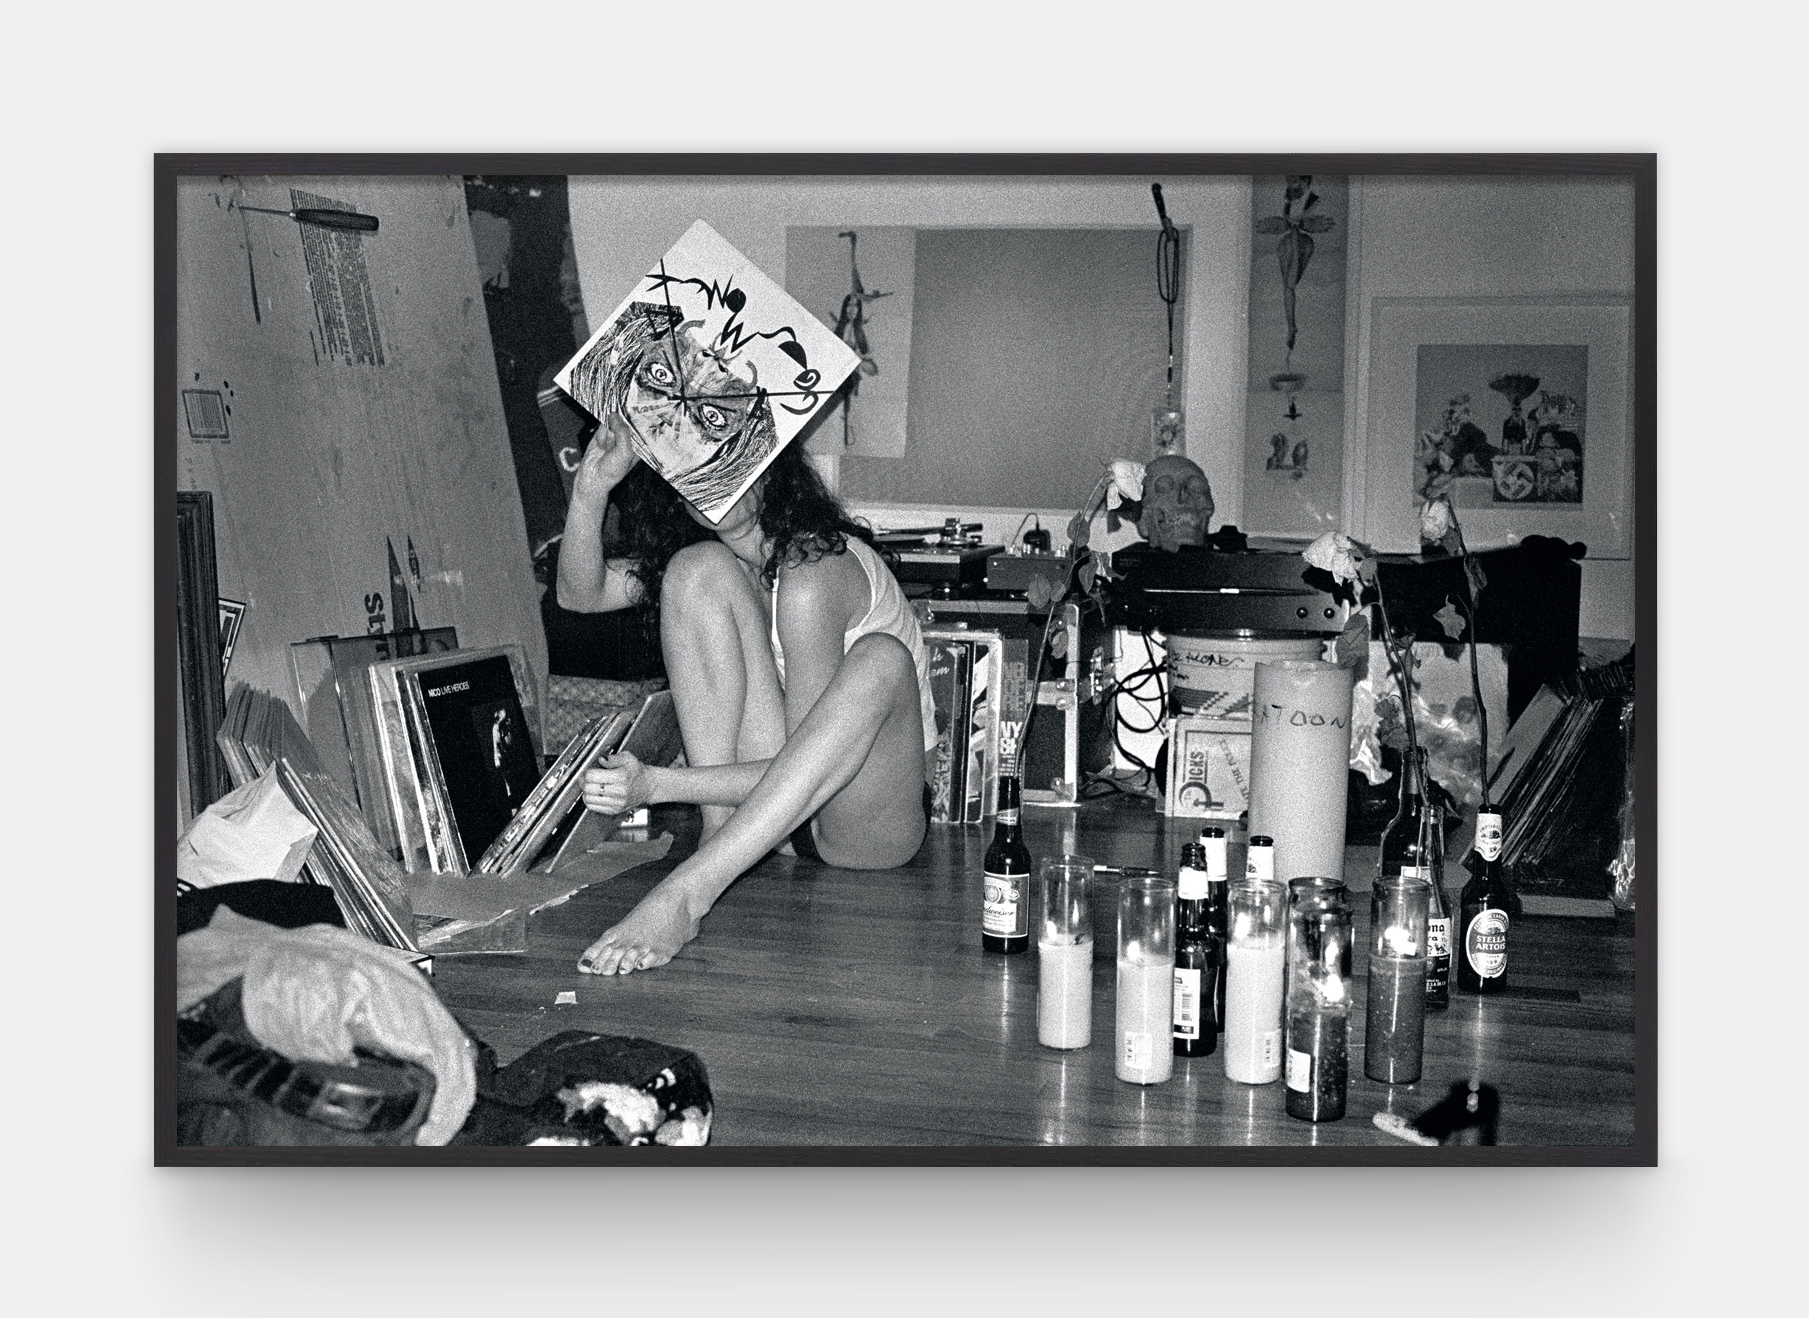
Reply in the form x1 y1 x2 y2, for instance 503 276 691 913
578 881 703 976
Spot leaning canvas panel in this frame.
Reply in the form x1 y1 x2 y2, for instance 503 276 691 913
555 220 862 523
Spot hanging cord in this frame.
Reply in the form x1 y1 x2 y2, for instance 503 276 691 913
1153 183 1182 401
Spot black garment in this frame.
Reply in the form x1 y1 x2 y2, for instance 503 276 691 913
450 1030 713 1146
540 542 666 682
176 880 345 937
789 783 934 864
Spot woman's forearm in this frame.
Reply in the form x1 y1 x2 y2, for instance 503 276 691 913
555 489 612 610
649 759 774 808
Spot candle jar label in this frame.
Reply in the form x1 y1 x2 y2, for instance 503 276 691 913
1464 909 1509 978
1285 1047 1311 1092
1261 1028 1282 1068
1122 1031 1152 1070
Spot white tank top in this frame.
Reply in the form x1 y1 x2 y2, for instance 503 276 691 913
769 537 939 752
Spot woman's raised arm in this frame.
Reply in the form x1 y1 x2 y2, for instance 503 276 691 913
556 418 644 613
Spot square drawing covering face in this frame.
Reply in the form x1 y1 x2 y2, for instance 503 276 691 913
563 301 777 516
556 220 860 523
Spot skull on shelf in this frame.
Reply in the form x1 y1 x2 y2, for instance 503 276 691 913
1137 454 1215 552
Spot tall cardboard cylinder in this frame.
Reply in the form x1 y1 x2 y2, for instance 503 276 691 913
1248 660 1355 883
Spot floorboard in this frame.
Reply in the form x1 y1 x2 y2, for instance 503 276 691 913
429 794 1639 1151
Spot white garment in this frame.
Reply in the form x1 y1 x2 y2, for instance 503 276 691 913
769 537 939 752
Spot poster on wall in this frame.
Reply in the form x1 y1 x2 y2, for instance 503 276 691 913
556 220 861 522
1360 296 1629 556
784 226 916 458
1242 175 1349 539
1413 343 1587 507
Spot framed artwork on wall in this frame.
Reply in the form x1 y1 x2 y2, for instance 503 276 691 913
1355 295 1633 558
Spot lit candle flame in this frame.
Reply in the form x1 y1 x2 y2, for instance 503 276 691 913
1383 925 1419 957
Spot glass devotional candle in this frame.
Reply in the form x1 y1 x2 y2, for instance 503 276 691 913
1116 875 1176 1084
1037 855 1094 1050
1223 878 1287 1084
1284 892 1351 1123
1364 874 1431 1086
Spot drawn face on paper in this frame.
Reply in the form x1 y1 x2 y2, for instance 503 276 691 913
557 222 862 523
564 300 782 518
625 320 765 477
1138 455 1215 551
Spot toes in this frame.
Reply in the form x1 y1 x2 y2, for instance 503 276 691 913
579 939 621 975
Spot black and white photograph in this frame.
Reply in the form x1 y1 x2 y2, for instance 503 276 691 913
159 156 1652 1164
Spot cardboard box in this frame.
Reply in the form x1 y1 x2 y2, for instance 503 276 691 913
1164 713 1251 823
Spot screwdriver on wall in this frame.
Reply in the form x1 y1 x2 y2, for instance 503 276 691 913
235 205 379 232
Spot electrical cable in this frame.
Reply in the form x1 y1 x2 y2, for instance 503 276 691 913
1007 511 1043 549
1152 184 1182 401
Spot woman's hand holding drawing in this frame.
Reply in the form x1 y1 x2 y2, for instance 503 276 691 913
572 414 641 508
581 750 655 817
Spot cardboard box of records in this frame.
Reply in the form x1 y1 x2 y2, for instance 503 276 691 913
1164 712 1250 825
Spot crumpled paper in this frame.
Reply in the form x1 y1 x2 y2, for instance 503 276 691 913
178 908 476 1145
177 767 317 888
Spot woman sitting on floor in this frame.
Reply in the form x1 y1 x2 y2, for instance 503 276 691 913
555 419 938 976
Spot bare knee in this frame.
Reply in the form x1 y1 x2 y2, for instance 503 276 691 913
842 631 914 683
662 540 745 611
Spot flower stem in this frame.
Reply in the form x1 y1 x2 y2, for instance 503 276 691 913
1453 526 1491 809
1371 582 1422 777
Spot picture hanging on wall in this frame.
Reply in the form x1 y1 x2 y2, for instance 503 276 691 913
1413 343 1587 507
555 220 861 522
785 226 916 458
1356 295 1631 557
1242 175 1349 540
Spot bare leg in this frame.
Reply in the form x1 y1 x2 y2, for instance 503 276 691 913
580 633 927 974
657 541 787 840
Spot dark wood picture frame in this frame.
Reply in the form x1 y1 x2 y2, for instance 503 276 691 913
175 490 232 821
157 152 1655 1169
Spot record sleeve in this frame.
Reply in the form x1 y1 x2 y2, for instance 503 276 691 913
407 653 542 868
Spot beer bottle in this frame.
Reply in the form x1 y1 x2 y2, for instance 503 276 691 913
981 756 1033 954
1173 843 1217 1056
1200 826 1230 1034
1456 809 1512 994
1381 749 1452 1009
1378 747 1429 881
1246 834 1275 884
1419 799 1454 1011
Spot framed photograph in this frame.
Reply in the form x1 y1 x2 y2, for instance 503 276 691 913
161 153 1652 1169
1355 295 1633 556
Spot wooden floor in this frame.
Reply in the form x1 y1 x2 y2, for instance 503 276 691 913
430 795 1640 1151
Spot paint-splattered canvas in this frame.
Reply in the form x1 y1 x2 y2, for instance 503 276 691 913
1413 343 1586 506
556 221 860 522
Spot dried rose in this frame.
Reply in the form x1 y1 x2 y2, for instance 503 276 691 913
1419 497 1455 543
1106 459 1146 507
1303 532 1370 587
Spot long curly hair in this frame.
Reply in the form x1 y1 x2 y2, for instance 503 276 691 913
610 438 880 618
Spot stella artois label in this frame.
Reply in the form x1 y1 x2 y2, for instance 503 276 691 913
1465 908 1509 979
